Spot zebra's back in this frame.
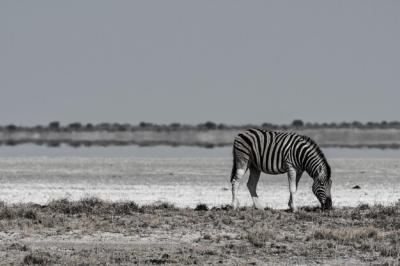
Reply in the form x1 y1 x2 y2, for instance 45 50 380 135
233 129 298 174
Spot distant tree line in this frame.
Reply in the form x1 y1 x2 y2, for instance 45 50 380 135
1 120 400 132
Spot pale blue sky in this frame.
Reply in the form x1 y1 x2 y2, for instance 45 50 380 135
1 1 399 125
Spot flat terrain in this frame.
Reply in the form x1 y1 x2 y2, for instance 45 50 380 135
0 199 399 265
0 156 399 264
0 157 399 208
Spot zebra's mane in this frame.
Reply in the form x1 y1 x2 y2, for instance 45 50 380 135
300 135 331 178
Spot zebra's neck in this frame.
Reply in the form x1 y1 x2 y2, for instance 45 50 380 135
304 156 328 179
294 138 329 179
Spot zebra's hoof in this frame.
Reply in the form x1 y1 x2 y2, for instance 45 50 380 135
232 201 240 210
252 197 264 210
254 204 264 210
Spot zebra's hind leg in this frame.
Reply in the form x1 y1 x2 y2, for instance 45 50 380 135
247 167 263 210
231 159 247 210
287 167 299 212
231 168 245 209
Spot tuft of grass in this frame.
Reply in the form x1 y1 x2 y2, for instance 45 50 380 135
295 209 316 221
141 202 178 212
366 204 396 218
47 197 141 215
157 202 177 210
21 209 38 220
8 243 30 251
247 223 278 248
202 233 213 240
0 204 39 220
313 226 380 244
111 201 140 215
0 205 15 219
23 251 52 265
358 203 370 210
48 197 104 215
194 203 209 211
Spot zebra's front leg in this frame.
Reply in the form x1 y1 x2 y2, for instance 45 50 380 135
231 168 246 209
287 167 299 212
247 167 263 210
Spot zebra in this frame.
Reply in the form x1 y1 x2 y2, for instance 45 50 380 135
230 128 332 211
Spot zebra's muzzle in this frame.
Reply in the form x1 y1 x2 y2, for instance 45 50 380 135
322 197 332 210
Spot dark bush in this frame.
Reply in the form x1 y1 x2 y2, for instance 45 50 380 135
6 124 17 131
352 121 364 129
48 121 60 130
388 121 400 129
328 122 338 128
95 123 111 131
47 141 60 147
339 122 351 128
120 123 131 131
139 122 154 128
194 204 209 211
217 123 228 130
198 121 217 130
67 122 82 131
5 140 17 146
169 123 181 130
110 123 130 131
34 125 44 131
85 123 94 130
66 141 81 148
292 119 304 127
261 122 275 129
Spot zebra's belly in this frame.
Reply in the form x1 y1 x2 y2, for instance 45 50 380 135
262 169 287 175
259 163 288 175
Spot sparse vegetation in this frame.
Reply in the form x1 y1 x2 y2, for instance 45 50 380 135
1 120 400 148
0 198 399 265
3 120 400 133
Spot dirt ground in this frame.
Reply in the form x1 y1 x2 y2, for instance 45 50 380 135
0 198 399 265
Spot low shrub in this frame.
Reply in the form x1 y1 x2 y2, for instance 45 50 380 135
194 204 209 211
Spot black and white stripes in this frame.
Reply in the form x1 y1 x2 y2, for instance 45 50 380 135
230 128 332 211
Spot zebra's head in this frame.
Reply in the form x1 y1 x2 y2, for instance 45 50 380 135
312 164 332 210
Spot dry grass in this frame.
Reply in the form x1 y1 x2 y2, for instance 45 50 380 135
313 226 380 243
0 198 399 265
247 223 279 248
23 251 52 265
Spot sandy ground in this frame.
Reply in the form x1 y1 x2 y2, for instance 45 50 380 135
0 157 399 209
0 157 399 265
